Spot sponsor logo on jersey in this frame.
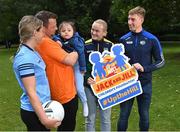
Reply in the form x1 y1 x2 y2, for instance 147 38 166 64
126 41 133 44
140 40 146 45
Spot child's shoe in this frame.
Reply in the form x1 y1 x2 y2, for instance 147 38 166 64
83 102 89 117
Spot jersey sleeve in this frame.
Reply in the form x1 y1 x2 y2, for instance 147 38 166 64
143 38 165 72
71 33 86 71
15 55 35 78
52 34 61 42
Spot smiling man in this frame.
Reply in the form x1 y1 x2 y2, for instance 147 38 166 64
35 11 78 131
117 6 165 131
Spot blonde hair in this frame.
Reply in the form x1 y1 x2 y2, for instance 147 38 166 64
93 19 108 32
129 6 146 18
18 15 43 43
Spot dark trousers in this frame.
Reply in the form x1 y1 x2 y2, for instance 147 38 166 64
20 108 50 131
57 95 78 131
117 83 152 131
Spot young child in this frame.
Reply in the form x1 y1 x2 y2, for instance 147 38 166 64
52 21 88 117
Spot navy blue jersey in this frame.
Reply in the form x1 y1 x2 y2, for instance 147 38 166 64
119 29 165 86
84 38 113 87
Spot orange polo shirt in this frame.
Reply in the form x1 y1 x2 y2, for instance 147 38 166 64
36 37 76 104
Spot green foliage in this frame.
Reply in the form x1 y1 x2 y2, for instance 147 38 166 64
0 43 180 131
160 34 180 41
0 0 180 42
109 0 134 41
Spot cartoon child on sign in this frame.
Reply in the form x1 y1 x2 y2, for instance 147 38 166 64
89 44 142 110
111 44 130 71
89 52 107 80
89 44 131 81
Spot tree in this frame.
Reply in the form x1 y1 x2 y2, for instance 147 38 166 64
0 0 180 44
109 0 180 41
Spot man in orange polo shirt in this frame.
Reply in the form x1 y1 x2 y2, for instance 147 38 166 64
35 10 78 131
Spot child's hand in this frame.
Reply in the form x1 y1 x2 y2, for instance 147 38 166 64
56 40 62 47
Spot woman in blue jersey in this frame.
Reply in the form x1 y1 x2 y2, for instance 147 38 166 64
13 15 60 130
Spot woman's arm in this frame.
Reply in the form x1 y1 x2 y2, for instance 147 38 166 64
22 76 61 129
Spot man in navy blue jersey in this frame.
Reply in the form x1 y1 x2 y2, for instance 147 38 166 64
117 6 165 131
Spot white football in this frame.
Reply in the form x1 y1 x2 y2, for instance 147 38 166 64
43 100 65 121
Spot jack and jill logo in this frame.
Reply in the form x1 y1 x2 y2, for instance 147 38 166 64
89 44 143 110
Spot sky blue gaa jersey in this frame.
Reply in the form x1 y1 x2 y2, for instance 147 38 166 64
13 44 50 111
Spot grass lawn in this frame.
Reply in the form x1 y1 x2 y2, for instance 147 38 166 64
0 43 180 131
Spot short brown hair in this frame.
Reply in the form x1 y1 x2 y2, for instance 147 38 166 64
35 10 57 27
18 15 43 43
129 6 146 18
59 21 76 34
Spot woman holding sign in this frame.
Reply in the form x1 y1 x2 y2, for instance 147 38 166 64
84 19 113 131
